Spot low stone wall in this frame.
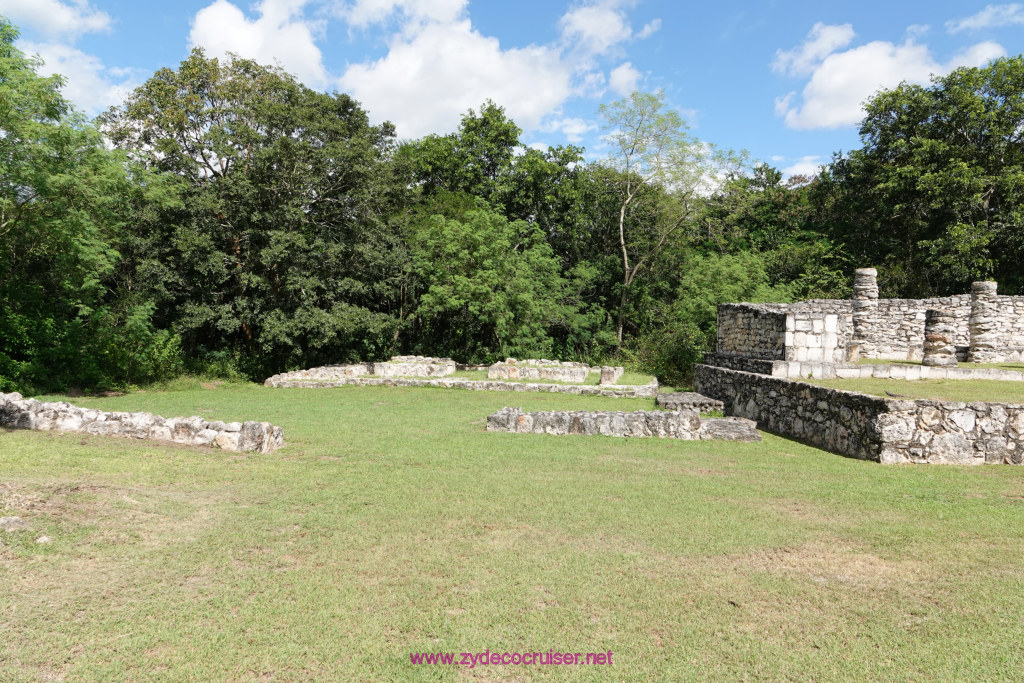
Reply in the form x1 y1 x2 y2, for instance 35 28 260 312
656 392 724 413
487 363 589 383
265 356 456 384
0 392 283 453
486 406 759 442
785 310 850 363
264 376 659 398
693 365 1024 464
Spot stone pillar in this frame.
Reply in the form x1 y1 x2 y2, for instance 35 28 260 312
923 309 957 367
850 268 879 360
969 281 1000 363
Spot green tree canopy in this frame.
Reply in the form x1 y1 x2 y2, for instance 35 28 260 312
100 49 406 378
816 55 1024 296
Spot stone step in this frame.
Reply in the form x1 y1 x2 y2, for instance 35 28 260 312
656 392 724 413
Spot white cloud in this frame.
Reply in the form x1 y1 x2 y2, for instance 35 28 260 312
947 3 1024 33
608 61 641 95
772 22 855 76
189 0 329 88
339 0 467 28
542 117 597 143
636 18 661 40
19 40 139 114
780 155 823 179
0 0 110 39
774 24 1007 130
560 3 632 56
339 19 573 139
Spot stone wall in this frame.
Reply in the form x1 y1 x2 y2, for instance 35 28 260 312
265 356 456 385
992 295 1024 361
715 304 788 360
0 392 283 453
869 296 971 360
487 363 589 383
693 365 1024 464
485 406 759 442
784 310 850 363
265 375 660 398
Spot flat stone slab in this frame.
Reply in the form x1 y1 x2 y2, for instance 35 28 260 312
656 392 724 413
486 407 759 442
696 417 761 442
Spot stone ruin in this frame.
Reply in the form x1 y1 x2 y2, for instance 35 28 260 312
486 406 759 442
486 358 624 385
265 356 457 385
694 267 1024 464
0 392 283 453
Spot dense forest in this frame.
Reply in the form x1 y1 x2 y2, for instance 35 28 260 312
1 17 1022 393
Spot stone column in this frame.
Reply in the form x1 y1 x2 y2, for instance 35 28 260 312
850 268 879 360
923 309 957 367
969 281 1000 363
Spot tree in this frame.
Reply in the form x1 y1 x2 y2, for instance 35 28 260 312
408 206 575 361
815 55 1024 296
100 49 406 377
597 90 739 342
0 19 176 392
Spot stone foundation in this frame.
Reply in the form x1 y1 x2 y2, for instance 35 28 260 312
264 376 659 398
485 406 759 442
693 365 1024 464
0 392 283 453
265 356 456 385
656 392 724 413
487 363 588 383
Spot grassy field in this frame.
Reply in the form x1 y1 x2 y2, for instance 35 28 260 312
3 384 1024 680
809 377 1024 404
857 358 1024 372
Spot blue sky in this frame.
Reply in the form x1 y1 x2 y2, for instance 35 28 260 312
1 0 1021 177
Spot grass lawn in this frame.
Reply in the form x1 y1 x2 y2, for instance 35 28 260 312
809 377 1024 404
3 384 1024 680
857 358 1024 372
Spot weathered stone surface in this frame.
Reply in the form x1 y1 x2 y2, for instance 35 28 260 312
923 309 958 367
694 364 1024 465
487 360 588 383
0 392 283 453
265 356 456 385
656 392 724 413
969 281 1000 363
265 375 659 398
599 366 625 385
486 406 759 442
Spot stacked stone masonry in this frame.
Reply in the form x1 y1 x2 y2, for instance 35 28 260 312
265 356 457 385
486 406 760 442
487 358 625 386
693 366 1024 464
264 376 659 398
0 392 283 453
656 392 724 413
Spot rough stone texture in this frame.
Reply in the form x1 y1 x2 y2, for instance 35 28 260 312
784 310 850 363
715 304 787 360
599 366 625 385
265 357 456 385
970 281 1001 363
485 406 759 442
923 309 958 367
656 392 724 413
851 267 880 360
487 362 588 383
0 392 283 453
265 376 659 398
694 364 1024 464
